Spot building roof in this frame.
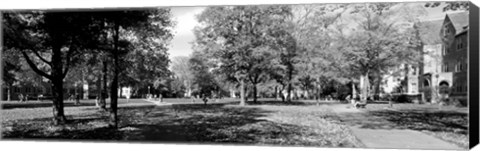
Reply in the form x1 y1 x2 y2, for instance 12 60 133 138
446 12 469 35
417 19 443 45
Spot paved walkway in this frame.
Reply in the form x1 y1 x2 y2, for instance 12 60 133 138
350 127 462 150
324 104 463 150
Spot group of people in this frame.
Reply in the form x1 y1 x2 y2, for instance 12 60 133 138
17 94 29 102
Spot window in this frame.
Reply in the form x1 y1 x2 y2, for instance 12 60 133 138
442 46 446 55
442 46 450 55
442 64 450 72
455 63 466 72
455 63 461 72
456 38 464 50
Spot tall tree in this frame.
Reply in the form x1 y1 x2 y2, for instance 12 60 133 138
3 11 103 124
170 56 194 97
193 6 292 105
288 4 347 101
98 9 174 128
338 3 424 100
188 52 218 98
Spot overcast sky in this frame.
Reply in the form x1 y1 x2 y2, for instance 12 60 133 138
167 2 465 59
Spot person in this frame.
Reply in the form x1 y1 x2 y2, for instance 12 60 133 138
74 94 80 105
126 93 131 103
202 94 208 105
18 94 24 102
95 95 100 107
345 95 352 103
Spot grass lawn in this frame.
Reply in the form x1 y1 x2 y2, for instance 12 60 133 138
335 102 469 149
1 99 468 149
1 99 362 148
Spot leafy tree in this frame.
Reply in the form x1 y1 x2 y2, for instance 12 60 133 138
424 2 469 11
3 11 103 124
194 6 292 105
188 52 218 98
96 8 174 128
170 56 194 97
337 3 424 100
288 4 348 101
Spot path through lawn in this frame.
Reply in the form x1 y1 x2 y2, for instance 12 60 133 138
324 103 467 149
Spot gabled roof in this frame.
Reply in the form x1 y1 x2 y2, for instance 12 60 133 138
446 12 469 34
417 19 443 45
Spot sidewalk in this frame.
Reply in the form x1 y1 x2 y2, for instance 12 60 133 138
143 99 173 106
324 104 464 150
350 127 462 150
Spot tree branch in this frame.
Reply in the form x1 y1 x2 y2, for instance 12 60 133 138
31 50 52 65
20 50 52 80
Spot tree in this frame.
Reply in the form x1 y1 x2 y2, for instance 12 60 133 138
3 11 103 124
170 56 194 97
287 4 348 102
424 2 469 11
188 52 218 98
338 3 424 101
194 6 292 105
97 8 174 128
2 50 22 101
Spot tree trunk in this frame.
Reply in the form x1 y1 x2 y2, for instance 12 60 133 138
360 72 369 101
96 78 101 107
240 79 246 106
374 75 381 101
7 85 11 101
274 86 278 101
286 67 293 102
100 59 107 109
51 77 67 125
51 45 67 125
109 23 120 129
252 83 257 103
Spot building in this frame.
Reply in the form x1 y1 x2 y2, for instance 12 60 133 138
439 12 469 104
416 19 446 103
381 12 469 105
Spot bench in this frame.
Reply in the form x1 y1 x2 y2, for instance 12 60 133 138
354 101 367 109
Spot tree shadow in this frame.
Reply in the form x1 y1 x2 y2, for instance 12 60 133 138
246 100 343 106
368 110 468 134
2 103 337 146
114 103 318 144
1 101 98 110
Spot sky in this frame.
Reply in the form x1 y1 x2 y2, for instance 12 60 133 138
169 7 206 59
167 2 466 59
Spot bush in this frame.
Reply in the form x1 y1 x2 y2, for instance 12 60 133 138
391 94 421 103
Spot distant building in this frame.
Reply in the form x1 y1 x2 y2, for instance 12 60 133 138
381 12 469 105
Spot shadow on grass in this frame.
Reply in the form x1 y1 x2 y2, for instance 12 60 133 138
121 104 279 143
1 101 98 110
246 100 345 106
